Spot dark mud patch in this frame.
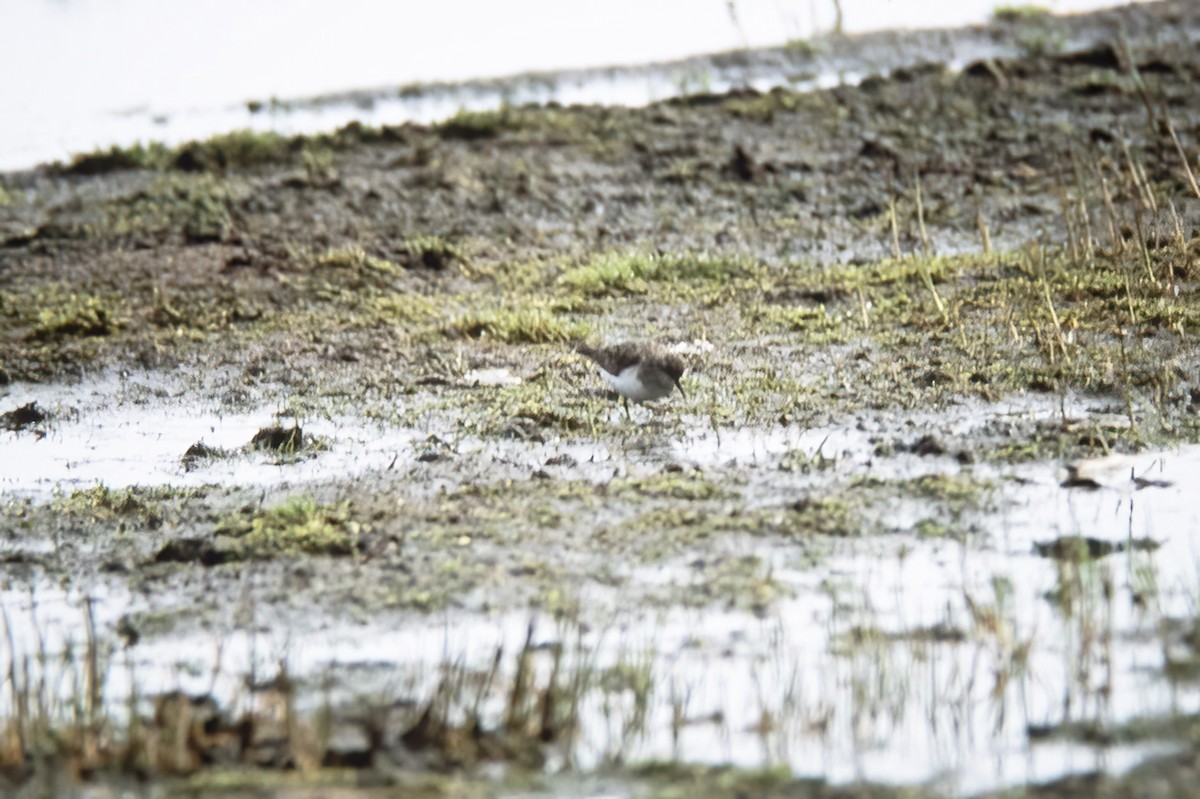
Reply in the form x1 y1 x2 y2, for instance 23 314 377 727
180 440 226 470
1 400 45 432
250 424 306 452
1033 534 1161 561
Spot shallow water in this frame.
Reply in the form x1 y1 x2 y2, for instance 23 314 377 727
0 0 1151 170
3 370 1198 792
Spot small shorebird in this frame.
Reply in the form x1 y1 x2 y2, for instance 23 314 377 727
575 341 687 418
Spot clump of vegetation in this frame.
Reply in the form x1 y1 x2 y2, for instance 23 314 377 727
249 424 306 453
780 497 861 537
314 238 462 294
217 496 360 559
59 130 294 176
437 107 512 140
559 250 748 296
178 178 234 241
26 288 120 341
318 244 400 275
783 38 820 58
55 485 149 518
48 485 199 531
368 291 439 327
761 304 842 340
904 473 991 504
299 143 337 183
308 245 405 302
107 174 233 242
60 141 173 175
453 305 589 344
402 234 464 270
0 401 45 432
611 472 727 501
992 4 1052 22
173 129 292 171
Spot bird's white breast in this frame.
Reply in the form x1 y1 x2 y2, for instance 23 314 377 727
601 365 666 402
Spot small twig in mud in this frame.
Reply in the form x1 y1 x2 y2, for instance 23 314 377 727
914 174 931 252
1123 271 1139 327
1069 150 1095 264
1031 248 1071 365
1121 140 1158 213
1118 35 1160 136
1098 172 1123 255
1167 200 1185 286
1131 210 1158 286
1055 169 1080 264
1163 115 1200 199
974 188 992 255
916 259 948 325
888 198 901 259
84 596 101 736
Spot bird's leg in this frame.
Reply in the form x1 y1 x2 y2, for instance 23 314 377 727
622 396 631 421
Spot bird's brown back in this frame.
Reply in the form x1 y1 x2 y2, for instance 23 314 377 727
576 342 651 375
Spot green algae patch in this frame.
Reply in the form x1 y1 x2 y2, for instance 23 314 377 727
217 496 361 559
308 238 464 303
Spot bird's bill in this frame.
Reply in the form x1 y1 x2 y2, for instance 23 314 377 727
674 379 687 399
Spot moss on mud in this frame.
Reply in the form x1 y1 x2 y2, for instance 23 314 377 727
214 496 361 559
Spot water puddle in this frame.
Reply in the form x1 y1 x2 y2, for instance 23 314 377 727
3 371 1199 792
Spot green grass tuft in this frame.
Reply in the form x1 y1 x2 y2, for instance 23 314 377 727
27 289 120 341
218 496 360 559
173 129 292 171
992 3 1052 22
559 250 745 296
453 305 589 344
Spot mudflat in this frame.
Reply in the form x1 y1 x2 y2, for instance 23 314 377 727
2 2 1200 796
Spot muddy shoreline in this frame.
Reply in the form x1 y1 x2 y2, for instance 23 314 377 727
3 2 1200 797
